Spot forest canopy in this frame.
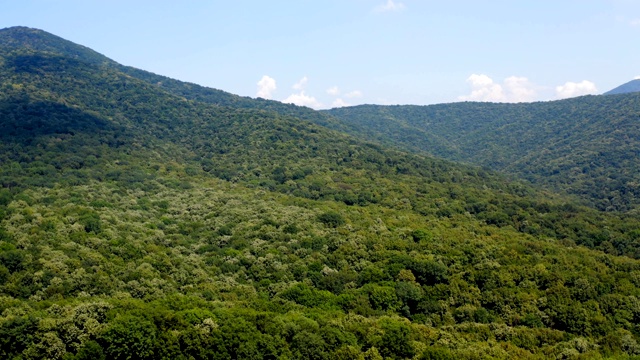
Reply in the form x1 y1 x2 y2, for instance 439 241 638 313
1 26 640 359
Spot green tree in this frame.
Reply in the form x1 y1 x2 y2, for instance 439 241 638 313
100 316 157 360
379 321 415 359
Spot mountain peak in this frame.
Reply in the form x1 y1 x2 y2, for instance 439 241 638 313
0 25 46 36
604 78 640 95
0 26 112 65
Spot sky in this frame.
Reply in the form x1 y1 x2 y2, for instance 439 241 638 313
2 0 640 109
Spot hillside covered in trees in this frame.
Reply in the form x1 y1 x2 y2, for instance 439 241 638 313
2 26 640 359
325 96 640 213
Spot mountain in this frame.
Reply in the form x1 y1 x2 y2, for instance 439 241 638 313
0 26 349 132
605 79 640 95
2 26 640 359
324 95 640 212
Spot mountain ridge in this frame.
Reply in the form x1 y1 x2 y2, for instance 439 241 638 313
605 79 640 95
0 26 351 132
323 94 640 212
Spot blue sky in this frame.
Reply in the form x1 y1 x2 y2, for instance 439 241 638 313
2 0 640 108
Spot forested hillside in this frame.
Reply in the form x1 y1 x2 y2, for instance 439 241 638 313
2 26 640 359
0 26 347 131
325 96 640 212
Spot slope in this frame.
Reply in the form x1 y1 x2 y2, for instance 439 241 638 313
605 79 640 95
0 26 349 132
325 96 640 212
2 27 639 256
1 26 640 358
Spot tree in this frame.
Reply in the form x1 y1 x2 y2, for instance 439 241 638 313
99 316 156 360
318 211 345 228
379 321 415 359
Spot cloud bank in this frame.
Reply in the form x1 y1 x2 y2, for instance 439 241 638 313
283 76 322 108
459 74 536 103
332 98 350 108
257 77 361 109
460 74 600 102
256 75 276 99
283 92 322 108
555 80 598 99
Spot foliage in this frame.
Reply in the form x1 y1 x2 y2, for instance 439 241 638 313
0 26 640 358
326 97 640 213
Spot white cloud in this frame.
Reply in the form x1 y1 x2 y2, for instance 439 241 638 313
504 76 537 102
459 74 537 103
634 75 640 80
332 98 350 108
630 18 640 27
256 75 276 99
293 76 308 90
283 92 323 109
459 74 505 102
555 80 598 99
345 90 363 98
327 86 340 96
374 0 406 13
467 74 494 87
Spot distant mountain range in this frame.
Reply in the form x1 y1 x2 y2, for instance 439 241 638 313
324 93 640 212
605 79 640 95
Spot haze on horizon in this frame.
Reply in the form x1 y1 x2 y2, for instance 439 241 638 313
2 0 639 109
